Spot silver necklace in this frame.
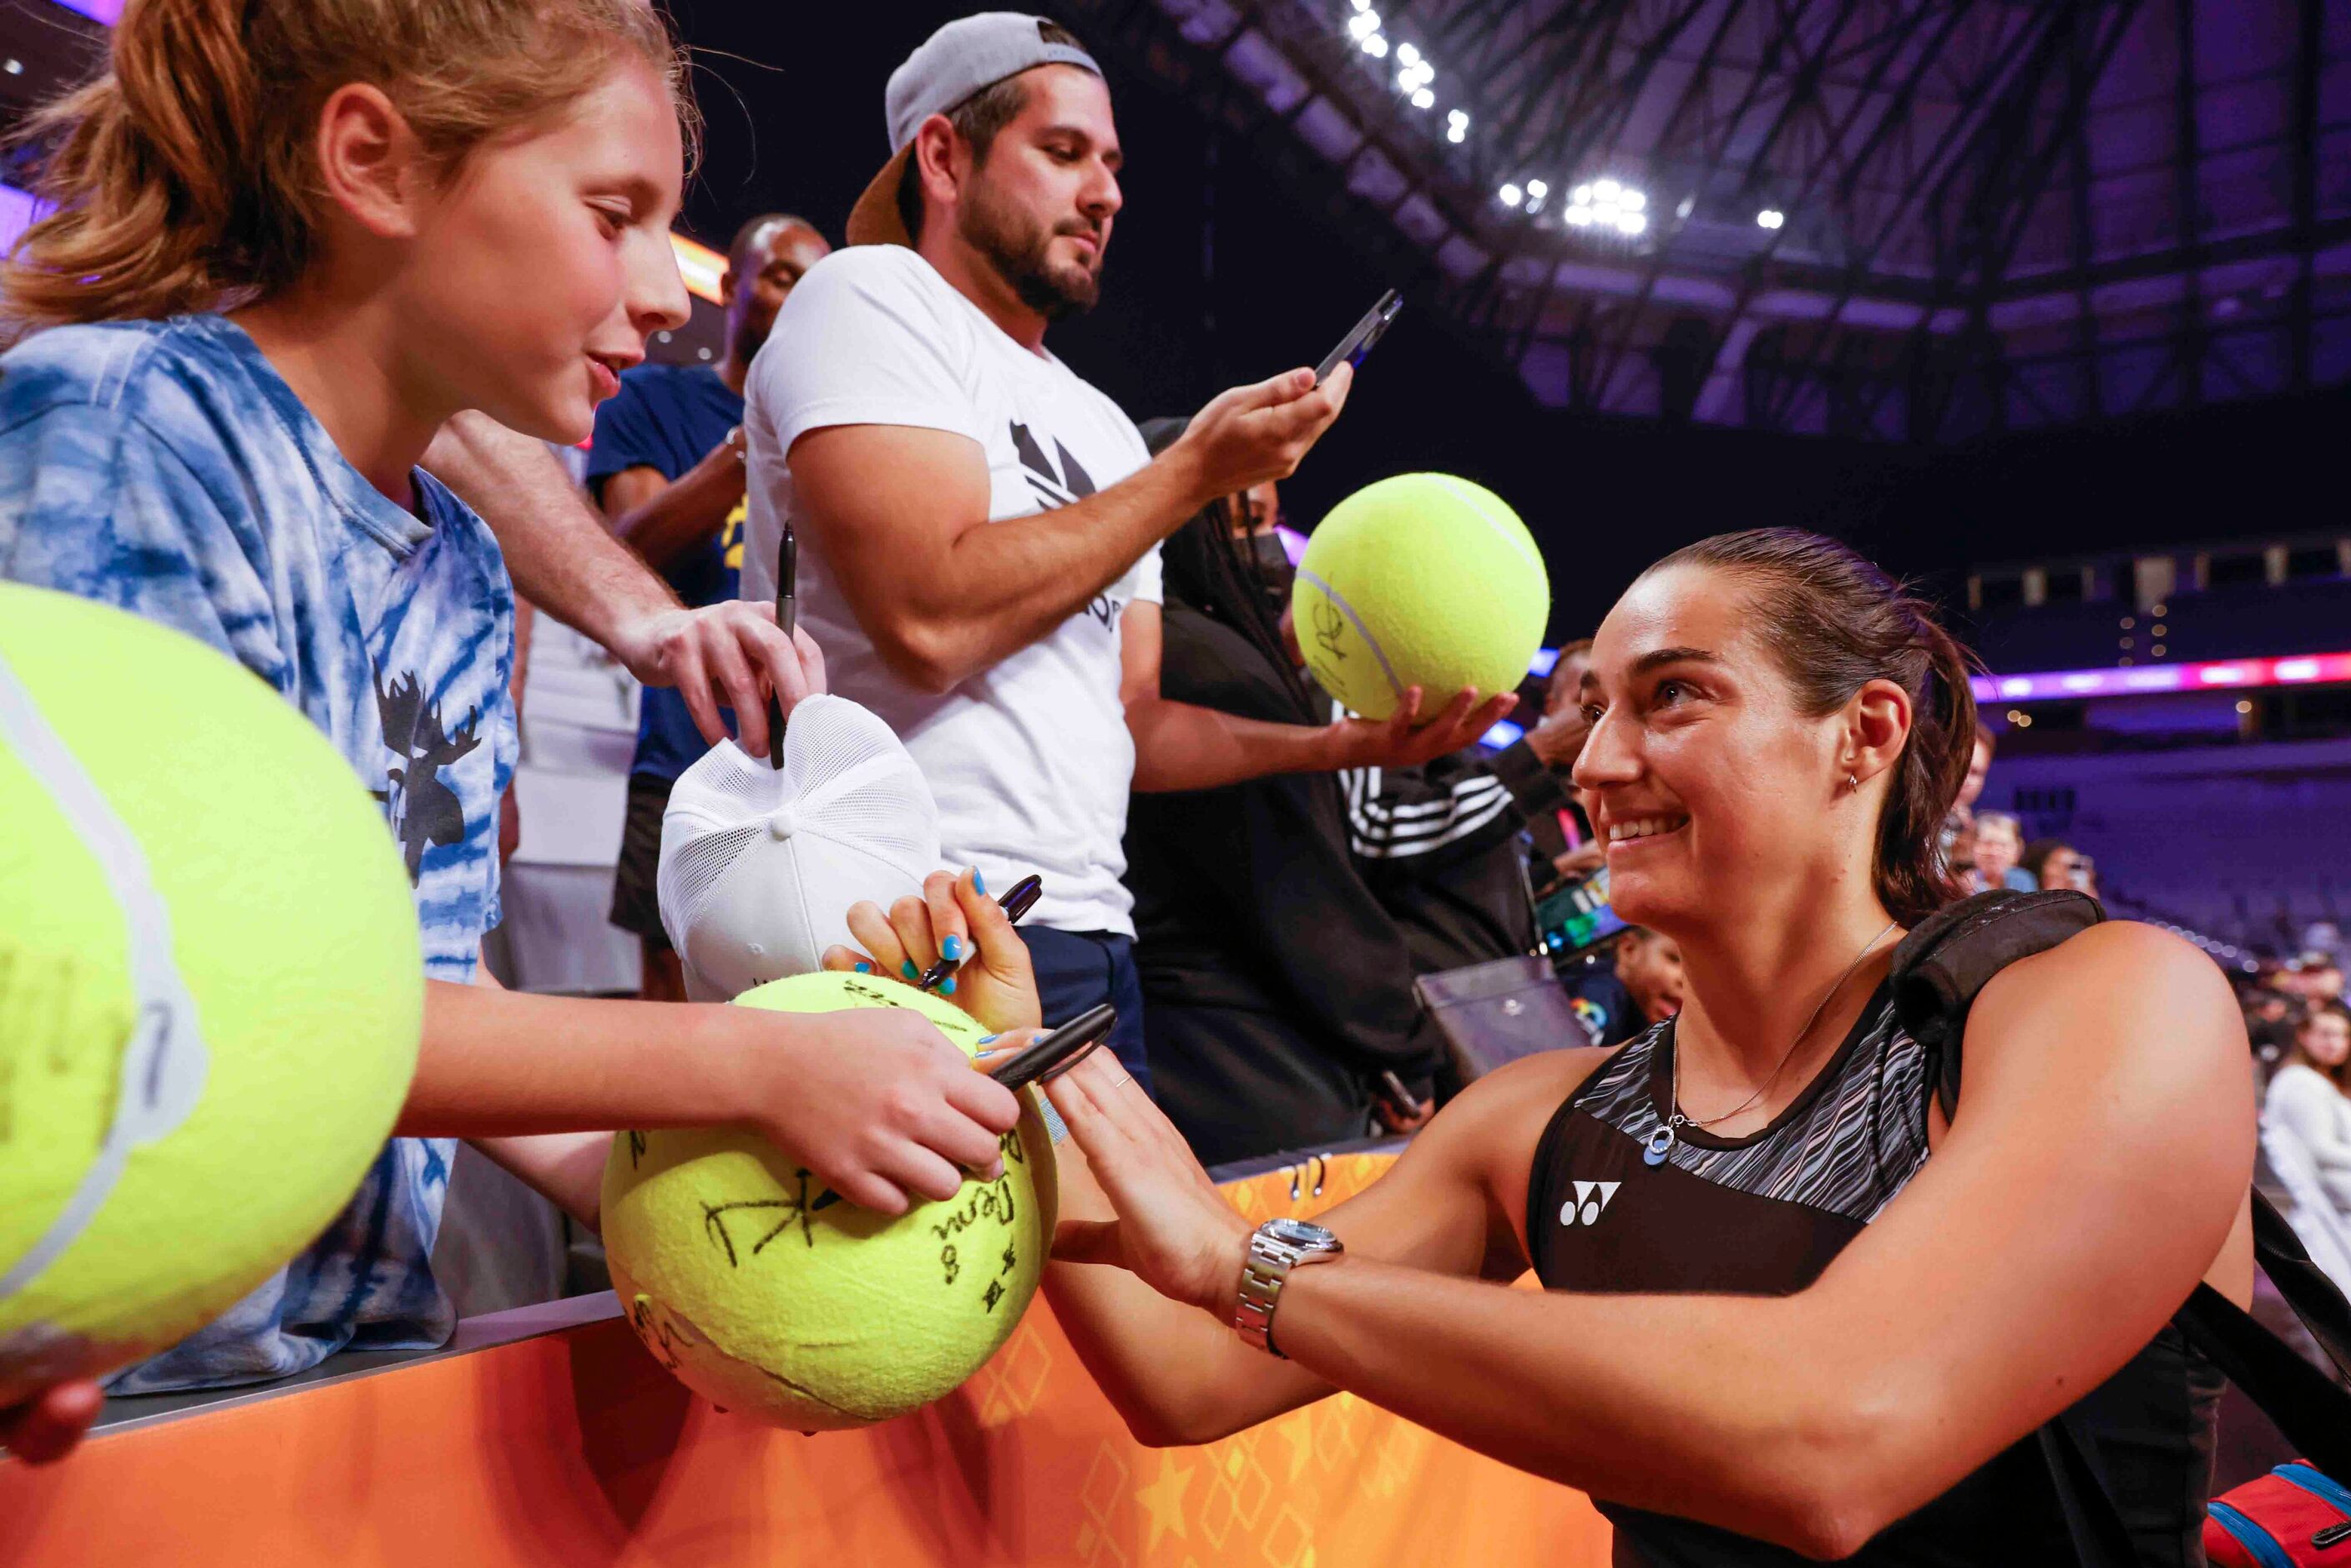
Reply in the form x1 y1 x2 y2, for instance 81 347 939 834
1642 919 1898 1169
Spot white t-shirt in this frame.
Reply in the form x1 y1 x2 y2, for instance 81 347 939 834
743 246 1159 937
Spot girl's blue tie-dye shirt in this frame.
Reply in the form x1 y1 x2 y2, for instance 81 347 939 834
0 313 517 1392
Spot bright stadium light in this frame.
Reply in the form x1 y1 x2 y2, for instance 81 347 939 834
1525 179 1548 199
1395 40 1419 64
1363 33 1388 56
1347 10 1378 38
1499 182 1524 207
1564 175 1650 238
1757 208 1786 230
1411 87 1435 109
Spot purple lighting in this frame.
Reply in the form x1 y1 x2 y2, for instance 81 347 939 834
1973 651 2351 703
0 185 38 258
48 0 121 23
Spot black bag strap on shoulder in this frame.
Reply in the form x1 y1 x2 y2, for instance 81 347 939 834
1886 888 2351 1544
1887 888 2104 1123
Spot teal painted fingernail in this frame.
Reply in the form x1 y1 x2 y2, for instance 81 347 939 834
854 961 872 974
942 934 968 962
940 977 958 995
902 960 918 979
973 870 986 894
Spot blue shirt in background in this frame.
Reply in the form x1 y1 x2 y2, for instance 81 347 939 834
0 313 517 1392
584 362 744 784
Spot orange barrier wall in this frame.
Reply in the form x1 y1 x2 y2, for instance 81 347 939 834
0 1152 1611 1566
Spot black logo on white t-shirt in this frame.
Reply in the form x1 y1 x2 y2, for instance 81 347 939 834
1011 421 1097 508
1012 420 1125 630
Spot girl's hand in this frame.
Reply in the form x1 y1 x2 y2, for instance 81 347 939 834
1044 1048 1254 1319
822 867 1043 1035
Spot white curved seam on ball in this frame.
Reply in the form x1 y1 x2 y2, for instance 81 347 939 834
0 646 210 1305
1428 475 1544 576
1294 565 1407 704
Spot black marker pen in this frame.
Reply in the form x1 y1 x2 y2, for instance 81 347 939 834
916 873 1042 993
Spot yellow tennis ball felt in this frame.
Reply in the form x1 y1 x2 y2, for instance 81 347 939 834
600 970 1057 1429
1292 473 1550 721
0 584 423 1404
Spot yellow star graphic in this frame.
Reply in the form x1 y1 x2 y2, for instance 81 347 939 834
1135 1449 1195 1552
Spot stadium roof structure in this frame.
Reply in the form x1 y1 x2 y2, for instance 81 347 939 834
1063 0 2351 440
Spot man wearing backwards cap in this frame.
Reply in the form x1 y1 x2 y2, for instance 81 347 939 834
744 14 1508 1091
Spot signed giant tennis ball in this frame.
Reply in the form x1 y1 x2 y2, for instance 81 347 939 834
0 584 424 1404
600 970 1058 1429
1292 473 1550 721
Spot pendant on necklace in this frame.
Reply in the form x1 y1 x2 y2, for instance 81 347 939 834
1643 1122 1677 1167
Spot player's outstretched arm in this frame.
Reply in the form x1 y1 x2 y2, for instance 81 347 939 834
1053 922 2252 1555
1040 1048 1591 1447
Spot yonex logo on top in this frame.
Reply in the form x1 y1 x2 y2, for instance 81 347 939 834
1559 1181 1620 1227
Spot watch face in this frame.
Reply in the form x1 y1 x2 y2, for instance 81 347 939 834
1264 1217 1336 1248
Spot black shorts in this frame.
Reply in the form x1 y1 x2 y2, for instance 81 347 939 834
609 776 672 948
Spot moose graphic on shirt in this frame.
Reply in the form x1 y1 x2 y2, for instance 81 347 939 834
1012 419 1126 630
372 670 483 882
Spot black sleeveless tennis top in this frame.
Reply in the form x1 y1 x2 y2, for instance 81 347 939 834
1527 987 2223 1566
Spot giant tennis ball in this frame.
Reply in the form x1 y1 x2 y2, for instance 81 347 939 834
601 970 1057 1429
0 584 424 1404
1292 473 1550 721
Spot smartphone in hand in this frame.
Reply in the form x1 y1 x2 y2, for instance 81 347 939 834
1316 290 1403 385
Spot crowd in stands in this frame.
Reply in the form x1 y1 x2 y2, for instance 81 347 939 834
2243 951 2351 1284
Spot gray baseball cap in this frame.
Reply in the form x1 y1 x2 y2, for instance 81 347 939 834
845 13 1104 248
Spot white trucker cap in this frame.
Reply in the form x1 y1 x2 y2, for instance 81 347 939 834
658 695 941 1002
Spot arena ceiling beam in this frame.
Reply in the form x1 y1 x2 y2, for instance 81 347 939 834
1069 0 2351 441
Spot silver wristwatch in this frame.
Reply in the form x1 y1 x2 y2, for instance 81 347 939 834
1234 1216 1344 1357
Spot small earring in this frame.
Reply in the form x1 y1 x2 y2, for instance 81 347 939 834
1846 772 1859 794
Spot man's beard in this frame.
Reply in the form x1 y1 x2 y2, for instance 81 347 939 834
959 181 1104 321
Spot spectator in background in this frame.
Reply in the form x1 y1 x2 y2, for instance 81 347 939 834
1966 811 2035 893
1939 721 1996 874
1959 721 1995 813
2263 1004 2351 1214
589 213 832 999
1567 926 1686 1046
744 17 1496 1090
1121 439 1439 1163
2301 955 2345 1004
1527 639 1603 890
1341 693 1585 981
2245 989 2300 1071
2021 837 2086 893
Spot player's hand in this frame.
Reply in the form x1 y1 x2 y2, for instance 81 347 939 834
609 601 827 761
822 868 1044 1036
1326 686 1518 771
1171 364 1351 503
0 1379 103 1465
1044 1049 1254 1318
735 1005 1021 1215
